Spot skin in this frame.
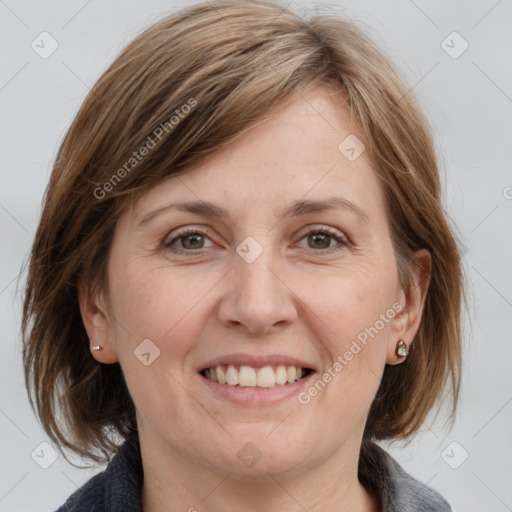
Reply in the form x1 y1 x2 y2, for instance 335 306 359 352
80 85 430 512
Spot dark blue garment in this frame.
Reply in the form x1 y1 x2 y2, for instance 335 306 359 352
55 432 451 511
55 432 142 512
358 440 452 511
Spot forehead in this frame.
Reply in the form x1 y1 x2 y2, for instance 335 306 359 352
129 86 385 222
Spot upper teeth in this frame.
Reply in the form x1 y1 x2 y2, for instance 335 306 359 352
204 365 305 388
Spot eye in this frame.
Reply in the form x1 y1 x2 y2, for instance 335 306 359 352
296 226 347 252
162 225 348 256
163 227 215 254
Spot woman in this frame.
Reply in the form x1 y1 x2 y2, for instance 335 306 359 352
22 1 464 510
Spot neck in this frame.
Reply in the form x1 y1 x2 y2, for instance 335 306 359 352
139 427 379 512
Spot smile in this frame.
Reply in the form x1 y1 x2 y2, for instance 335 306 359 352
201 364 313 388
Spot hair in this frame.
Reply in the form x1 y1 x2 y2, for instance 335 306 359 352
21 0 464 463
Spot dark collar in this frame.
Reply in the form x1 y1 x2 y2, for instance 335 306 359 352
58 431 451 512
359 439 452 511
56 429 142 512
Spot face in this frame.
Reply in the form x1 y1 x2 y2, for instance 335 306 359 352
83 86 427 479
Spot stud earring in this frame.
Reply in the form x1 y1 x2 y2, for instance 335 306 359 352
395 339 409 358
91 345 102 351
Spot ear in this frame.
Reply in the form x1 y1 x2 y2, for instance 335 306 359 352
77 278 119 364
386 249 431 365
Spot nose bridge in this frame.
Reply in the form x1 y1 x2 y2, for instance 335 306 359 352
235 232 279 289
237 249 279 301
217 236 297 333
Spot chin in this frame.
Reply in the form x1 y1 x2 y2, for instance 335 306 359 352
209 426 317 479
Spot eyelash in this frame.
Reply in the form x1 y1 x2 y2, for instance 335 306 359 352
163 226 348 256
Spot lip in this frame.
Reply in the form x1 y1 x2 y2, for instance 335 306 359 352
199 370 316 405
197 353 316 372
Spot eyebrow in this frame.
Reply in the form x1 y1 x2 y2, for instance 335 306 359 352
137 196 370 228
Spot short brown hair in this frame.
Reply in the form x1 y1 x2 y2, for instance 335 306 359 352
21 0 464 463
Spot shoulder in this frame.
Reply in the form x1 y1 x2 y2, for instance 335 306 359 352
359 440 452 512
55 472 106 512
54 431 142 512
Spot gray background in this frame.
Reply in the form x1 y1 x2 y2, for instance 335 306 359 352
1 0 511 510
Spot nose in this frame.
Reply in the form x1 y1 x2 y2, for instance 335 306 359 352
216 248 298 335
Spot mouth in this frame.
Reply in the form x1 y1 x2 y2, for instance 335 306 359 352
199 364 314 388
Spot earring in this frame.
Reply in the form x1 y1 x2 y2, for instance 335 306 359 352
91 345 102 351
395 339 409 358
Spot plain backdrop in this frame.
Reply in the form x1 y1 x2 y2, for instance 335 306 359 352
1 1 511 511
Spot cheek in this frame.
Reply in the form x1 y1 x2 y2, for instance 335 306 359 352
297 269 397 431
300 259 398 367
106 264 214 418
108 261 220 362
317 267 396 325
